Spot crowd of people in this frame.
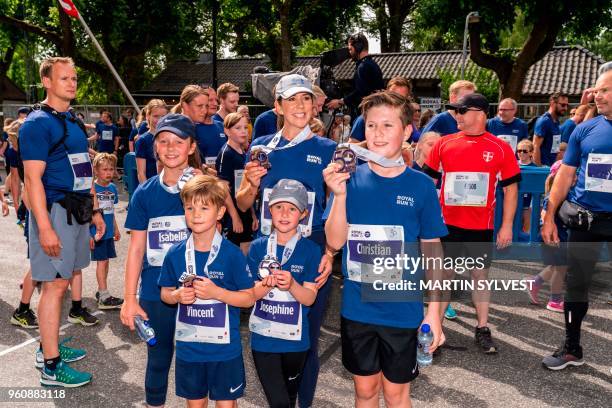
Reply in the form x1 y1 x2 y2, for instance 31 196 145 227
1 47 611 408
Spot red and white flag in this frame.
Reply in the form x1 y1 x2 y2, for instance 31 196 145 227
58 0 79 18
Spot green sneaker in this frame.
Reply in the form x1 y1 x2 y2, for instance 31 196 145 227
35 338 87 369
444 304 457 320
40 361 92 388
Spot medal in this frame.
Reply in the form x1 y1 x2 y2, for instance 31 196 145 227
258 255 281 280
250 148 271 169
333 145 357 173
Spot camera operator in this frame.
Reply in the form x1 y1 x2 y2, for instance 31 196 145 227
326 33 384 118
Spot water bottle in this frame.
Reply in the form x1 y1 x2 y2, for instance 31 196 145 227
417 324 433 367
134 316 157 346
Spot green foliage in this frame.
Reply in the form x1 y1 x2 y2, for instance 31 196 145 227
438 65 499 103
296 36 335 57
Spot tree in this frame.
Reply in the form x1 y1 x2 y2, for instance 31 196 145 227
222 0 361 70
0 0 211 103
414 0 612 101
364 0 415 52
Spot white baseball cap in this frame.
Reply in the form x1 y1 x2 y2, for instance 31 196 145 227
275 74 314 100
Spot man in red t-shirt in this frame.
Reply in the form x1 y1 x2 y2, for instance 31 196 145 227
423 93 521 354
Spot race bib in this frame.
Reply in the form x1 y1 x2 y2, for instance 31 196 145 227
68 152 93 191
146 215 188 266
551 134 561 153
176 299 230 344
444 172 489 207
101 130 113 141
260 188 315 236
585 153 612 193
250 289 302 341
97 192 115 215
205 156 217 167
497 135 517 152
346 224 404 283
234 170 244 198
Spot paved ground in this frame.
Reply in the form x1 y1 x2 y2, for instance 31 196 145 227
0 188 610 407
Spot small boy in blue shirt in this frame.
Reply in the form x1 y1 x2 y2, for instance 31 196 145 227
248 179 319 408
159 174 255 406
89 153 123 309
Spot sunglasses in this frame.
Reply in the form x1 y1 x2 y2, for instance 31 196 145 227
517 149 532 154
456 107 483 115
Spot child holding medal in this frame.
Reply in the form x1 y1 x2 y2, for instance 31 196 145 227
248 179 319 408
159 174 255 407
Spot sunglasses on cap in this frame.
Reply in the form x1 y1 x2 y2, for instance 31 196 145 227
517 149 532 154
456 107 484 115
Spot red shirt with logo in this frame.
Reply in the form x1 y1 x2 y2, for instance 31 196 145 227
424 131 521 230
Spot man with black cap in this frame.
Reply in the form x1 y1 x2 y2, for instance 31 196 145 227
423 93 521 354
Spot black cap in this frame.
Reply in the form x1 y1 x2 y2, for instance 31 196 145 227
154 114 195 139
17 106 31 115
446 93 489 112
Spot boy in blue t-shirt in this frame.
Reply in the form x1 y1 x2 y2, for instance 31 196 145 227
324 91 447 406
89 153 123 309
159 174 255 405
248 179 319 408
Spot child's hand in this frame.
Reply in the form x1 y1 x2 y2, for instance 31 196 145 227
275 270 294 291
231 214 244 233
251 216 259 232
323 163 350 196
114 229 121 241
89 237 95 250
174 286 196 304
193 277 221 300
1 201 8 217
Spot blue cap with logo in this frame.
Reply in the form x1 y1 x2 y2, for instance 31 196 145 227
154 113 195 139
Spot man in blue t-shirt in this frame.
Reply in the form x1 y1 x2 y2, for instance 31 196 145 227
486 98 529 153
253 109 278 139
19 57 105 388
89 111 119 154
533 92 568 166
541 70 612 371
422 80 476 136
212 82 239 123
560 104 588 144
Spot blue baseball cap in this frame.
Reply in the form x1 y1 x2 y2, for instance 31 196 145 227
154 113 195 139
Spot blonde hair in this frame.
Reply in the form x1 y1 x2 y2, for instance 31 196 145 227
517 139 534 152
172 84 209 113
387 76 412 93
224 112 245 129
361 91 413 127
145 99 168 128
414 131 441 162
93 152 118 169
312 85 326 99
39 57 74 80
449 80 477 96
180 174 229 209
5 119 24 150
217 83 239 100
309 118 325 135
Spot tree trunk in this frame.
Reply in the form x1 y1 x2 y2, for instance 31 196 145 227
373 1 390 52
0 46 16 106
278 0 292 71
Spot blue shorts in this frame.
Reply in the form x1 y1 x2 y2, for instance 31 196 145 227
91 238 117 261
175 355 245 401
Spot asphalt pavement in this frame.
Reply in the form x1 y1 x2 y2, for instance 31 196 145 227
0 190 610 408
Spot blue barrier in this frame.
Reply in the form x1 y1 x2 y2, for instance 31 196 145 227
122 152 138 201
494 165 549 260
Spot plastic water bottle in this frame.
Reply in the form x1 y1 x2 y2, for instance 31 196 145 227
417 324 433 367
134 316 157 346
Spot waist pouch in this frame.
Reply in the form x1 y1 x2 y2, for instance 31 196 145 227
54 192 94 225
558 200 612 232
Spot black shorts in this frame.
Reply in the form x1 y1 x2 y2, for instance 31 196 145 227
341 317 419 384
441 225 494 269
224 208 254 244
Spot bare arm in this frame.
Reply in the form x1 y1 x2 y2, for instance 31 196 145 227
532 136 544 166
9 167 21 209
288 280 317 307
496 183 518 249
193 278 255 307
541 164 577 245
136 158 147 183
120 230 149 329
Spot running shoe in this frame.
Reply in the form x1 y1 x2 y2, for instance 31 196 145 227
68 307 99 326
524 278 540 304
546 300 564 313
97 294 124 310
542 345 584 370
475 326 498 354
444 304 457 320
11 308 38 329
40 361 92 388
35 338 87 369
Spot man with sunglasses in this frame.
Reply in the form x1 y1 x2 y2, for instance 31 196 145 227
423 93 521 354
487 98 528 153
533 92 569 166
